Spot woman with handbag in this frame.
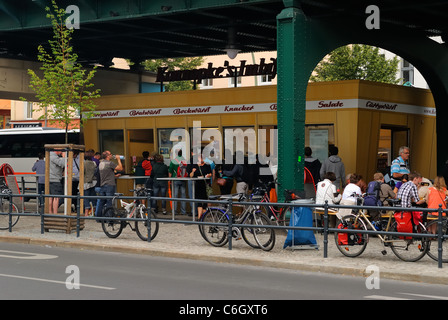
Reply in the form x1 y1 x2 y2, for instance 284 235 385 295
217 158 235 195
190 155 212 219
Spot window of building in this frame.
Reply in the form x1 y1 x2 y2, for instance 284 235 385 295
229 73 242 87
25 102 33 119
200 78 213 89
98 129 125 168
305 124 335 163
258 74 273 85
189 126 220 160
223 126 255 162
158 128 189 162
401 59 414 85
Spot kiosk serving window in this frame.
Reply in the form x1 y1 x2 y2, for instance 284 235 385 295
305 124 335 163
99 129 125 168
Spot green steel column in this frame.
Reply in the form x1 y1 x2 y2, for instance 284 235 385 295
276 2 309 196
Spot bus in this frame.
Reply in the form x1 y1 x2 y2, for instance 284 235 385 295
0 127 80 173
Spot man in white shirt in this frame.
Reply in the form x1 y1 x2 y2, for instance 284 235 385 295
342 173 362 203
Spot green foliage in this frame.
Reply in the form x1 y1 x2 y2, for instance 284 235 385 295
310 44 400 84
23 0 100 142
141 57 204 91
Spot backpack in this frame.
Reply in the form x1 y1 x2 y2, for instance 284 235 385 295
363 181 382 207
175 158 188 177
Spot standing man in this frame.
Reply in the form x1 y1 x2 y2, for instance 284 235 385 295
95 151 123 217
320 145 346 191
391 146 411 186
49 149 65 214
32 153 45 206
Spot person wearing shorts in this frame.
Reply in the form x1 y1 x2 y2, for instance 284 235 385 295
49 150 65 214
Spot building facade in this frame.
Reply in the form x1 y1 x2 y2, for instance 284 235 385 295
84 80 437 195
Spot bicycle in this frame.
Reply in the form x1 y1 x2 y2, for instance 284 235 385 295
198 192 276 251
334 195 429 262
251 181 293 227
101 188 159 242
0 182 19 230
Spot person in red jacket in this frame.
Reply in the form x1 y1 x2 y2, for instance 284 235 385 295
141 151 153 189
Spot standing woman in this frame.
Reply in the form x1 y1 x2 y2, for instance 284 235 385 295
190 155 212 219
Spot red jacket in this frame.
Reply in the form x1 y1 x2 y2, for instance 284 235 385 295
142 159 152 176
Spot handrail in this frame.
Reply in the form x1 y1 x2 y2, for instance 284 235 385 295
0 191 446 268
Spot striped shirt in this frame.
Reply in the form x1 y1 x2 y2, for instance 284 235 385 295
390 156 410 182
396 181 419 208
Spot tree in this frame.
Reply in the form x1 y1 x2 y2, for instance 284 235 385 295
24 0 100 143
310 44 400 84
141 57 204 91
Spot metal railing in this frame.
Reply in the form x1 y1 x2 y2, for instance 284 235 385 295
0 191 447 268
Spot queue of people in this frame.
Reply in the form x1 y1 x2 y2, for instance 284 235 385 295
39 143 448 225
40 144 269 220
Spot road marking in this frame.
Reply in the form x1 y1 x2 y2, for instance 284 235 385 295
0 250 58 260
366 293 448 300
364 295 410 300
398 293 448 300
0 273 116 290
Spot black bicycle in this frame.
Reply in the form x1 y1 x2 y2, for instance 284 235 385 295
101 188 159 242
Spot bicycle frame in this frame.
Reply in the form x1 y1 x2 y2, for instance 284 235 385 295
351 209 394 244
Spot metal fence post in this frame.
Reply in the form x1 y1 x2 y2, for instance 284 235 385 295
40 191 45 234
8 194 12 232
227 198 233 250
323 200 329 258
147 191 152 243
438 204 443 269
76 193 81 238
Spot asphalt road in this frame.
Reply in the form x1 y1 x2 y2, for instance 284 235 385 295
0 242 447 304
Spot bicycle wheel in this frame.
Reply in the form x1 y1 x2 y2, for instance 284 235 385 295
135 208 159 241
389 221 429 262
426 219 448 263
0 200 19 230
248 211 275 251
334 214 368 258
278 207 292 226
199 208 229 247
240 212 261 249
101 207 124 238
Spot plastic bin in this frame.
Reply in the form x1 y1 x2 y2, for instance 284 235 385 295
283 199 318 249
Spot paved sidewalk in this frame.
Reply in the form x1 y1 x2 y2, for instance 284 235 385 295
0 214 447 285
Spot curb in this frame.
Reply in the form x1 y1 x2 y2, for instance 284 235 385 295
1 234 447 286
